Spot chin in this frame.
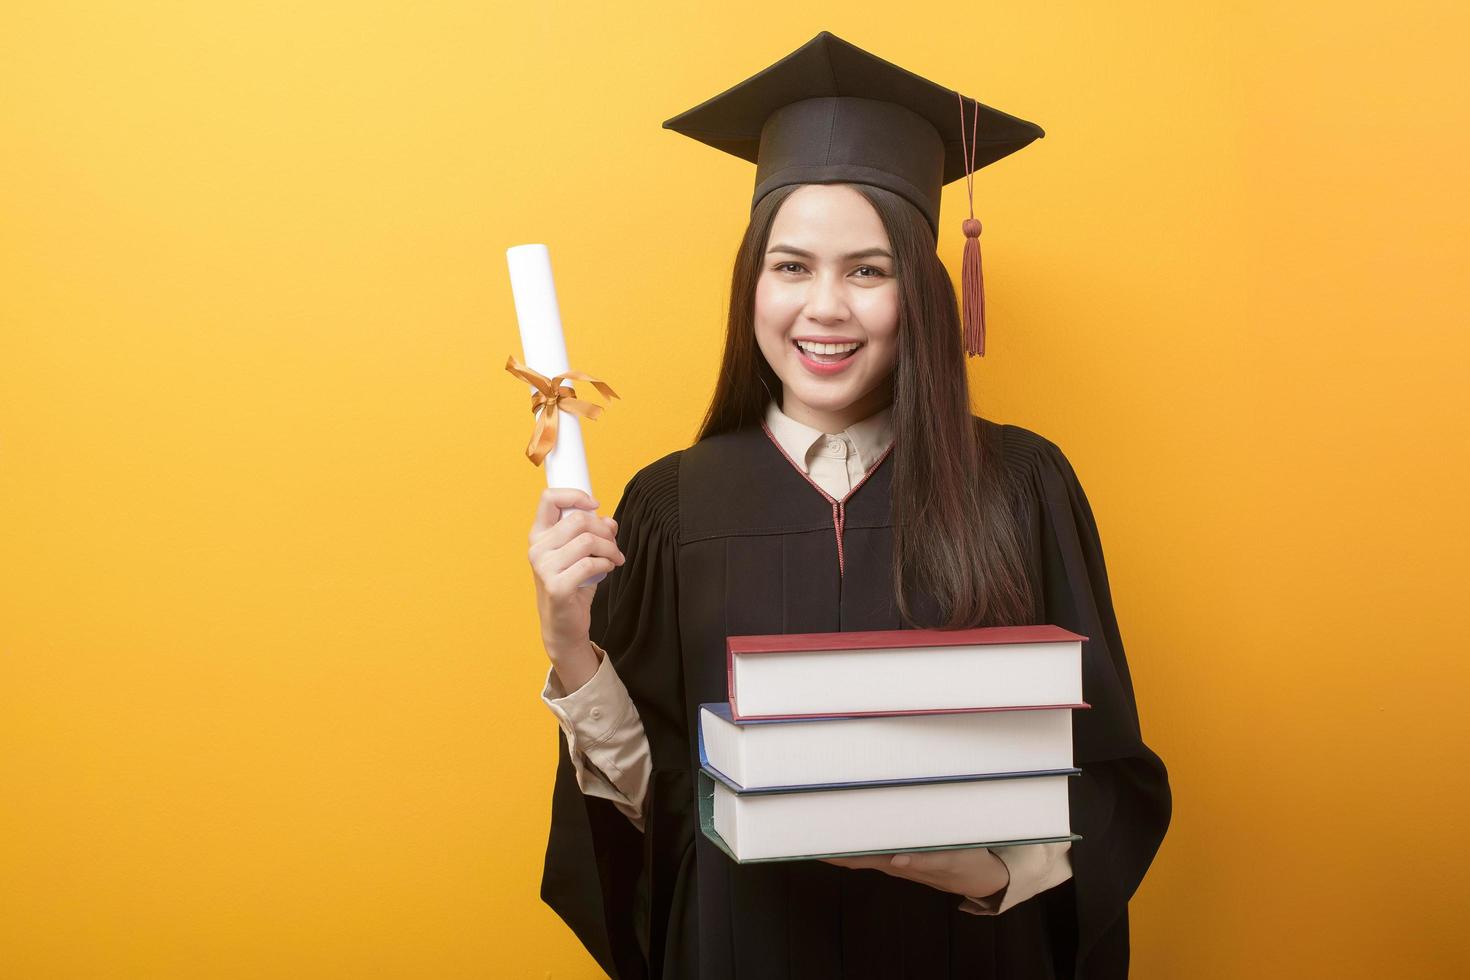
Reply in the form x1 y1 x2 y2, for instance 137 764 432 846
786 380 862 410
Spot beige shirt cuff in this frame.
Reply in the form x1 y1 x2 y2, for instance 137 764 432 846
541 641 652 834
955 841 1073 916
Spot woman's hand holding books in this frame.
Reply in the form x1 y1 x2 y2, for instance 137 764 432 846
820 847 1009 903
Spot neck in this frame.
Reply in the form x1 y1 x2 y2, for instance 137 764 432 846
781 381 893 433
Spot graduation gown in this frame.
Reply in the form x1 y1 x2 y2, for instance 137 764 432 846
539 416 1171 979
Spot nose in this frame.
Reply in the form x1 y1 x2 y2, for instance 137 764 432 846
803 268 850 324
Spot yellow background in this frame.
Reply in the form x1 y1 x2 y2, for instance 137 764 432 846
2 2 1466 977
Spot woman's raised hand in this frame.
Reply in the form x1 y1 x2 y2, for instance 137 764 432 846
528 488 625 665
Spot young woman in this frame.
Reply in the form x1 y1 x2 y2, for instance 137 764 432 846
527 32 1170 980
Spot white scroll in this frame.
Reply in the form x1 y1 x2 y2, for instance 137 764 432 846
506 243 607 587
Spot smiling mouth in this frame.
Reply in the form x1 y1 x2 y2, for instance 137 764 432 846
793 340 863 363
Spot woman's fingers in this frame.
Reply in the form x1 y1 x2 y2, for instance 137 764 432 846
820 851 950 886
890 851 949 872
529 487 600 541
526 489 619 661
529 506 623 570
823 849 1005 900
530 507 618 556
549 555 619 595
819 853 896 870
542 536 623 590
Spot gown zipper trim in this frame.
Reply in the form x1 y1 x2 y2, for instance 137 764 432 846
758 421 895 578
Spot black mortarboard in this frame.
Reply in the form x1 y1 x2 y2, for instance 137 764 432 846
662 30 1044 357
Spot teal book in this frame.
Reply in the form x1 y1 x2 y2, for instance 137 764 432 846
698 766 1082 864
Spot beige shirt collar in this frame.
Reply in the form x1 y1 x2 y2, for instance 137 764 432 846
762 398 895 475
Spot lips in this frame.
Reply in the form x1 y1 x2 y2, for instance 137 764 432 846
792 339 863 375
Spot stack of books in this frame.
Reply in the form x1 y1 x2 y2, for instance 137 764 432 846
697 624 1089 863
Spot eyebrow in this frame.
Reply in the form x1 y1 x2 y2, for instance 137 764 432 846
766 244 894 261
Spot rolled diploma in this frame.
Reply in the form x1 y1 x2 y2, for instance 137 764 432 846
506 242 606 587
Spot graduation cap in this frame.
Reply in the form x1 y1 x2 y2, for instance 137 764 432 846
662 30 1044 357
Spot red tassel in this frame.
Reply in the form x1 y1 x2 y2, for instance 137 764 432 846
961 217 986 357
956 92 987 358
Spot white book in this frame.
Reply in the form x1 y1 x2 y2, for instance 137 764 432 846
698 767 1080 863
726 624 1087 721
698 701 1078 790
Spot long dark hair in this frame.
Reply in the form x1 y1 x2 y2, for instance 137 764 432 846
694 182 1035 630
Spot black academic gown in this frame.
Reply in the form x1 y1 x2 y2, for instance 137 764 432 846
540 416 1171 980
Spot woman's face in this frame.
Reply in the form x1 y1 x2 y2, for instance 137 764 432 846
754 183 899 432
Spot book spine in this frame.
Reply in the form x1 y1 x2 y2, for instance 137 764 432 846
726 644 738 720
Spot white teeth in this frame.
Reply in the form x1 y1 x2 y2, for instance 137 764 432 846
796 340 861 355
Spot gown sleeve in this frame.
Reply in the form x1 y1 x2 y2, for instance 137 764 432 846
539 450 689 980
1007 426 1173 978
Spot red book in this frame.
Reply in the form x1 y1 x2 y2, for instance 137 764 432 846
725 624 1088 722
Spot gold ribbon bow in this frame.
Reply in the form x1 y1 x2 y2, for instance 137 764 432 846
504 354 619 466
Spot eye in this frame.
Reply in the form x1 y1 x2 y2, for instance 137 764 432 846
853 265 887 279
773 261 806 274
